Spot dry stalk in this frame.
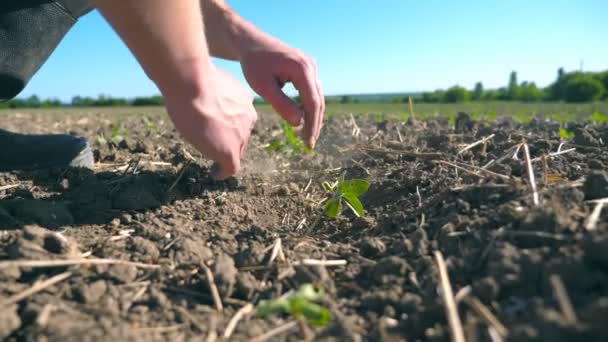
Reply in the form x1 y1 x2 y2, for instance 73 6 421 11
293 259 347 267
268 238 284 265
396 126 403 142
206 314 218 342
585 201 606 231
250 321 299 342
0 258 160 270
457 134 495 155
359 147 443 160
530 148 576 163
408 96 416 121
450 161 510 180
223 303 254 339
175 306 207 333
434 251 466 342
132 324 185 334
349 113 361 138
541 155 548 184
549 274 578 324
167 162 190 193
462 295 508 338
416 186 423 208
1 271 72 306
0 184 20 192
201 264 223 312
522 143 540 206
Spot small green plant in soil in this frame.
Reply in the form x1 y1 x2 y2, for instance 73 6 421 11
559 127 575 140
96 123 129 146
257 284 330 327
591 111 608 124
322 175 369 218
266 121 313 157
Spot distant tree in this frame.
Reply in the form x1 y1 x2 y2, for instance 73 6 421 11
557 67 565 80
444 86 470 103
517 82 544 102
472 82 484 100
132 95 164 106
25 95 41 108
562 74 605 102
339 95 352 104
507 71 519 100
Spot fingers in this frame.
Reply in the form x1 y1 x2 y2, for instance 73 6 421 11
291 57 323 148
210 111 256 181
314 77 325 143
258 77 303 126
210 148 241 180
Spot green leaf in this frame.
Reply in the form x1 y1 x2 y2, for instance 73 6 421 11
342 192 365 217
296 283 324 301
559 128 574 140
257 298 289 318
339 179 369 196
324 198 341 218
289 298 330 327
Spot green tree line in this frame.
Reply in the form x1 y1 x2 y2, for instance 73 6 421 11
0 94 164 109
2 67 606 109
409 68 608 104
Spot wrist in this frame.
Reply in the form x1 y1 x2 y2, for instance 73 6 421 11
154 56 214 100
220 8 269 59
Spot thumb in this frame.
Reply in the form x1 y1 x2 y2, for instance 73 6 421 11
262 83 303 126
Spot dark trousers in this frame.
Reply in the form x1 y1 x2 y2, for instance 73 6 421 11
0 1 92 100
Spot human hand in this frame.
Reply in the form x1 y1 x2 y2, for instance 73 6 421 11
163 64 257 180
239 38 324 148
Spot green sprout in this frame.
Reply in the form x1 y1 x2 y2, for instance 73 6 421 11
591 111 608 124
266 121 313 157
559 128 575 140
322 175 369 218
257 284 330 327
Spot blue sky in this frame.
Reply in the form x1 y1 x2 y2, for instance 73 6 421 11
19 0 608 101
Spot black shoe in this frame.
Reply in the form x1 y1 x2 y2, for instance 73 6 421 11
0 1 93 100
0 129 94 171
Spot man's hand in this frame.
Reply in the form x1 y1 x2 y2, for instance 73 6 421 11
240 43 324 148
164 64 257 180
201 1 325 148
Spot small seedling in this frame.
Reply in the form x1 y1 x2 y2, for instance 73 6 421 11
266 121 313 157
559 128 575 140
257 284 330 327
591 111 608 124
322 175 369 218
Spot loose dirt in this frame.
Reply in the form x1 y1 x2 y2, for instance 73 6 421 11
1 108 607 341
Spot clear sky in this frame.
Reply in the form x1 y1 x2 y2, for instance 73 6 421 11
19 0 608 101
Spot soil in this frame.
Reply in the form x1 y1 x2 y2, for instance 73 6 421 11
1 108 608 341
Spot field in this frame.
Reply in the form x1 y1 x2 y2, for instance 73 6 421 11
1 102 608 341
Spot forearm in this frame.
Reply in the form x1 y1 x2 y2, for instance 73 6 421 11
94 0 211 96
201 0 279 61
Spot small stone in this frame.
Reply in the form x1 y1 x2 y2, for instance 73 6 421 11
119 213 132 224
225 177 241 189
583 171 608 200
584 234 608 268
352 216 375 230
106 264 138 284
574 127 600 147
75 280 107 303
110 218 121 227
213 254 238 298
359 237 386 257
473 277 500 301
131 237 160 261
0 302 21 339
59 178 70 190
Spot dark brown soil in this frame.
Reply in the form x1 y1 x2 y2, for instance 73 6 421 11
1 108 608 341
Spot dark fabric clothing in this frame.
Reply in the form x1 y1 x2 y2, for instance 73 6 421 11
0 1 92 100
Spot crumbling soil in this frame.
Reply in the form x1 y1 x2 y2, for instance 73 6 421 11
1 108 607 341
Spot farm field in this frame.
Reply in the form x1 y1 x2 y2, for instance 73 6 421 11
1 103 608 341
